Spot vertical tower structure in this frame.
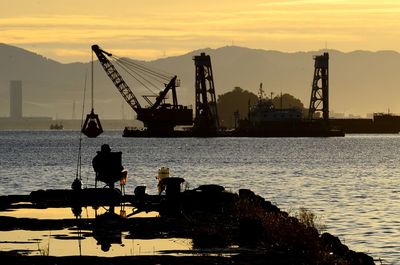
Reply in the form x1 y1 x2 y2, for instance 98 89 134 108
10 80 22 119
193 53 219 133
308 52 329 121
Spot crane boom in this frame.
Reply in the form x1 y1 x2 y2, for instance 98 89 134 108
91 44 193 133
91 44 142 111
151 76 177 110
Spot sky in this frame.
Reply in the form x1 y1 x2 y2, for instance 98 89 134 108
1 0 400 63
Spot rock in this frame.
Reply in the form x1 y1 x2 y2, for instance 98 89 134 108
321 232 349 256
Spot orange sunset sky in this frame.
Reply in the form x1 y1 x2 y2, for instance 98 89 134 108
1 0 400 62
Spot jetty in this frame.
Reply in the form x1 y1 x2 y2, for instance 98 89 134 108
0 180 375 265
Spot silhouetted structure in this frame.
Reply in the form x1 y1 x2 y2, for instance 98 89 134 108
92 44 192 135
330 112 400 133
10 80 22 119
309 52 329 121
193 53 220 134
122 52 342 137
92 144 124 189
82 109 103 138
248 84 302 126
234 53 343 137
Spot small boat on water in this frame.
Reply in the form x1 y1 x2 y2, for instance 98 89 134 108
50 123 63 130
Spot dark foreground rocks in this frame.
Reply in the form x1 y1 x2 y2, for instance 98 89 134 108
0 186 375 265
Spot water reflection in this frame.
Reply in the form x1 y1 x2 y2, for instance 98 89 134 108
1 132 399 263
92 206 123 252
0 205 191 257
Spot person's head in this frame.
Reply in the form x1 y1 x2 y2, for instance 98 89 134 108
101 242 111 252
101 144 111 153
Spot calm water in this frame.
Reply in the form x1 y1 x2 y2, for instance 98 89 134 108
0 131 399 264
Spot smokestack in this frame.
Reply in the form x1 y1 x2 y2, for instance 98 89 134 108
10 80 22 119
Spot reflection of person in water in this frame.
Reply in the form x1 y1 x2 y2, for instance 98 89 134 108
100 241 111 252
93 207 123 252
92 144 124 189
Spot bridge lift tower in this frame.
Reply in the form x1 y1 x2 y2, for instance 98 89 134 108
308 52 329 122
193 53 220 134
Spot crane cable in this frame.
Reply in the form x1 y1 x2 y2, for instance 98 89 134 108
115 58 169 89
91 51 94 110
74 71 88 189
113 59 158 96
109 54 175 96
113 58 166 91
114 56 172 81
113 54 173 78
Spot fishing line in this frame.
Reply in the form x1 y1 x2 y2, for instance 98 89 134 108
75 71 88 187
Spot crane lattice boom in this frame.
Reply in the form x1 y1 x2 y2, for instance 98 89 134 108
91 44 193 133
92 45 141 111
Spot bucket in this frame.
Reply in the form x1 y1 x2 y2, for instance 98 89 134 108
157 167 170 181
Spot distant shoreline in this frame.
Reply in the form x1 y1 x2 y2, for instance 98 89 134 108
0 118 141 130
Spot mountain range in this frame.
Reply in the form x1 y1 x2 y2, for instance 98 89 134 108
1 43 400 119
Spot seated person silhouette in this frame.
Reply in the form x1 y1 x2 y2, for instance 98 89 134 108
92 144 124 189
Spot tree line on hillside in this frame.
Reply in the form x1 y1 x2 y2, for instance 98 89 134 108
217 87 306 128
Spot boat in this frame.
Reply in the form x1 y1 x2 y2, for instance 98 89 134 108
50 123 63 130
330 113 400 134
235 90 344 137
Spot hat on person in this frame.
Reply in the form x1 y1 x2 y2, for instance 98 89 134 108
101 144 111 152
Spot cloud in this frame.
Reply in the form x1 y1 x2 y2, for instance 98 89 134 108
1 1 399 63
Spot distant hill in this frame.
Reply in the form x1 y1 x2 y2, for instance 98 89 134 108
1 43 400 119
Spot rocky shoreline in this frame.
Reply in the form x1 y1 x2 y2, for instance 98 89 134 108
0 186 375 264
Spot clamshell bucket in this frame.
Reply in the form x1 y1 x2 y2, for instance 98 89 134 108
81 109 103 138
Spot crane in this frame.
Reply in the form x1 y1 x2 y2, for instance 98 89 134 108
193 52 220 135
91 44 193 134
